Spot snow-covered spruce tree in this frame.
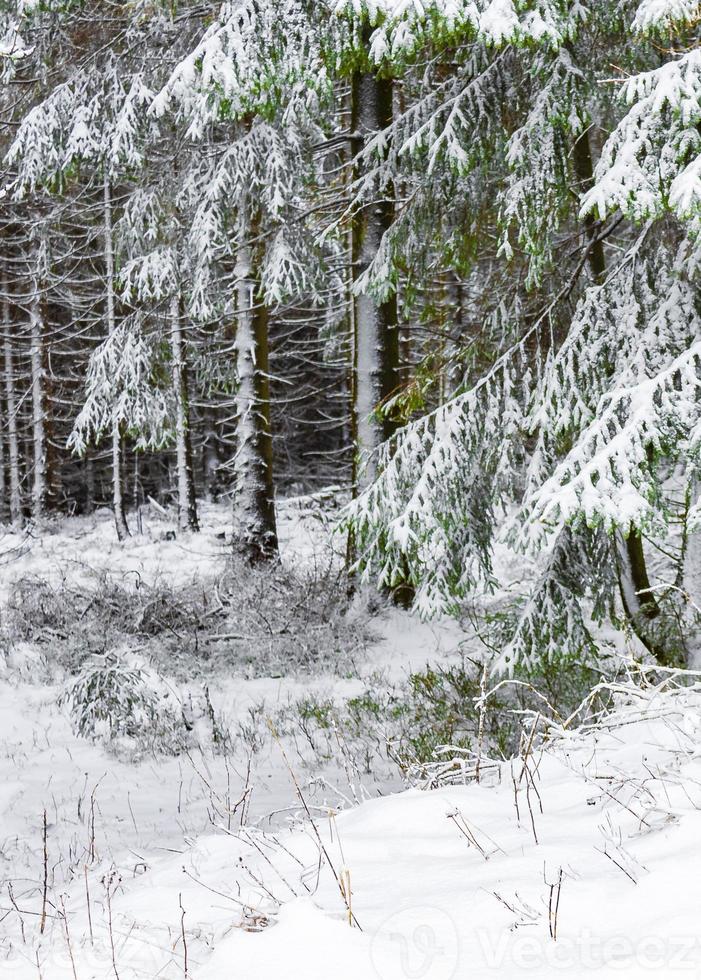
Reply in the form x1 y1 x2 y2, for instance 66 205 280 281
6 54 164 539
155 0 336 561
345 1 696 670
0 0 69 523
330 7 511 604
333 6 523 591
118 185 200 532
0 0 353 527
331 1 552 493
572 0 701 659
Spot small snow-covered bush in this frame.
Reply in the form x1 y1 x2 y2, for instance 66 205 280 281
59 651 187 755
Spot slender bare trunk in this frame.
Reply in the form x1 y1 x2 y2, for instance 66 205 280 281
2 273 21 524
232 230 277 562
104 174 130 541
0 404 5 524
29 268 47 522
85 452 95 514
170 292 199 532
203 417 221 502
111 427 128 538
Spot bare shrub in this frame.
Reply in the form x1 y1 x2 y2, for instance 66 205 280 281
3 556 372 757
5 576 76 642
195 556 373 678
6 554 370 679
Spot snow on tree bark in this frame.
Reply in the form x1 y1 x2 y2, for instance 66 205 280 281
0 392 6 523
2 272 22 525
232 233 278 562
104 174 130 542
170 292 199 533
29 244 48 522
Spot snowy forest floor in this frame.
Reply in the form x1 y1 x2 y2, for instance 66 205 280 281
1 499 701 977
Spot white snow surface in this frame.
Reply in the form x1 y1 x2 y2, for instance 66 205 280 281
1 502 701 977
5 675 701 977
0 497 329 597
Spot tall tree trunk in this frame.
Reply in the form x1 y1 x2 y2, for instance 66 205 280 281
573 128 669 663
232 228 278 562
349 66 411 604
203 409 222 502
170 292 199 532
104 174 130 541
29 257 48 522
2 273 22 525
85 452 95 515
0 402 6 525
350 65 400 493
